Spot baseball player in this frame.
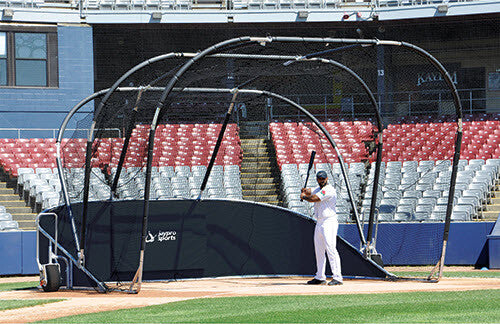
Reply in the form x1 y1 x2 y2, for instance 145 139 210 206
300 170 343 286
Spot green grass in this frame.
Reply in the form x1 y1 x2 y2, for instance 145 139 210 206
391 271 500 279
42 289 500 323
0 299 63 311
0 281 39 291
0 281 63 311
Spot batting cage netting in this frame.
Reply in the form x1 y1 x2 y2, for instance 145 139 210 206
52 36 472 290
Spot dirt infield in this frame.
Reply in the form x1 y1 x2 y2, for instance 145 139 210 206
1 274 499 323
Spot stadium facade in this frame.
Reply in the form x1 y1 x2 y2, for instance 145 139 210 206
0 0 499 134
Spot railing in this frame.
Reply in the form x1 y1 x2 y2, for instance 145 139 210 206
269 88 498 120
0 0 481 10
0 128 121 139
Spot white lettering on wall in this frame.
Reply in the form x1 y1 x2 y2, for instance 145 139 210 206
417 71 457 86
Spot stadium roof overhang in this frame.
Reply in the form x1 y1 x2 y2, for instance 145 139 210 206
1 0 499 24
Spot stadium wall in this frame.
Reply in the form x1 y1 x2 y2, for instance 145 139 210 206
0 24 94 138
0 221 495 275
92 17 499 115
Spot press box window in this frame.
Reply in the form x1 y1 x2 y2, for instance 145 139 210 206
0 27 58 88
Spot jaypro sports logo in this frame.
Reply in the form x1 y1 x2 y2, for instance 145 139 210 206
145 230 177 243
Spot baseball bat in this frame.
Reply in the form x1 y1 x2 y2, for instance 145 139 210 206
301 150 316 201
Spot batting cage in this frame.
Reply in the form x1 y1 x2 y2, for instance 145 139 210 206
37 36 464 293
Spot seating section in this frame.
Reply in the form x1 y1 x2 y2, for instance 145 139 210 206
385 116 500 162
361 159 500 222
0 123 243 223
270 120 375 166
0 123 242 176
112 164 242 200
17 167 61 213
0 138 58 176
1 116 500 226
273 114 500 222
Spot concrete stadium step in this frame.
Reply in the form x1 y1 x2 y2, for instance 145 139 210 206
241 166 273 173
240 177 276 185
0 177 38 229
242 151 274 158
239 122 282 207
0 187 14 194
241 161 272 169
242 188 279 196
486 203 500 212
481 210 499 220
480 189 500 220
6 206 34 214
1 200 29 207
242 183 278 190
10 213 37 221
16 219 37 230
0 194 16 201
242 156 271 163
240 138 267 146
243 195 280 203
241 172 276 179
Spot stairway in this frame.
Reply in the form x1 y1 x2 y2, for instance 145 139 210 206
0 177 38 230
239 121 282 206
482 178 500 221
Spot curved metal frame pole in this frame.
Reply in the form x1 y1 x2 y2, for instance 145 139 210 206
79 46 385 259
398 41 463 280
65 36 460 284
58 85 371 249
129 36 254 292
56 89 110 265
80 53 183 266
268 37 462 272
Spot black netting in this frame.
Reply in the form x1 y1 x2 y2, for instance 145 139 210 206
57 37 469 282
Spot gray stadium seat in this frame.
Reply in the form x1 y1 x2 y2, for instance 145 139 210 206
394 212 411 221
399 197 418 209
414 211 432 221
418 197 437 207
0 213 12 221
414 205 432 220
452 204 473 221
378 198 398 215
422 190 440 199
0 220 19 231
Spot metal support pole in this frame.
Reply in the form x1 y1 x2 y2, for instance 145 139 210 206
199 90 239 198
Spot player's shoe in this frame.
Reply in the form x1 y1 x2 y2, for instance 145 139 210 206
307 278 327 285
328 279 343 286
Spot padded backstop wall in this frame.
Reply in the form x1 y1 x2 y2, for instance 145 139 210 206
39 200 387 286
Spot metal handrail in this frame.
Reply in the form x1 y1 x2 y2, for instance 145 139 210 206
75 0 480 11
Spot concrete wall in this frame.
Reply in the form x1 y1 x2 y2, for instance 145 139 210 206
0 24 94 138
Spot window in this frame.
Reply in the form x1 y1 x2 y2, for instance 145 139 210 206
0 26 58 88
0 32 6 86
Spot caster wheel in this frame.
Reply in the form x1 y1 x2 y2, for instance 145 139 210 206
41 264 61 292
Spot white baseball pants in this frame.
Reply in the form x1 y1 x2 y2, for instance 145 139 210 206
314 217 342 282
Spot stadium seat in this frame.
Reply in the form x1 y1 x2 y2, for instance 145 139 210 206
0 220 19 231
